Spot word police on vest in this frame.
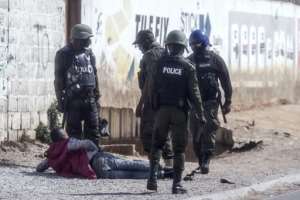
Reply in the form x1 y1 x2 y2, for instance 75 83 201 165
163 67 183 75
76 64 93 73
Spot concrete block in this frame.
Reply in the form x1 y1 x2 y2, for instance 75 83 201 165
0 97 7 112
30 112 40 129
8 96 18 112
18 97 30 112
21 112 31 129
0 129 6 142
7 130 19 141
9 112 21 130
0 112 7 130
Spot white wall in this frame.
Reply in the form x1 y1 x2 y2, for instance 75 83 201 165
81 0 299 108
0 0 65 141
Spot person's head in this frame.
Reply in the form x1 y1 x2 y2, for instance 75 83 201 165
189 30 210 53
165 30 187 56
50 128 68 143
70 24 94 50
133 30 155 53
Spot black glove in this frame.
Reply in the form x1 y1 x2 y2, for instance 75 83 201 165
222 100 231 115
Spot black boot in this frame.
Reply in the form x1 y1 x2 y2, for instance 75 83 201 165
172 172 187 194
201 153 211 174
147 160 159 191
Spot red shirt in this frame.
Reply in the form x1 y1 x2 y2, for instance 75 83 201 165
46 139 96 179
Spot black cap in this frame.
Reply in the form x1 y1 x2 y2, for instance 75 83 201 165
133 30 155 44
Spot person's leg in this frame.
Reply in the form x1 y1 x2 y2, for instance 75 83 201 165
108 157 150 172
162 134 174 169
201 101 219 174
101 170 150 179
170 108 188 194
189 109 202 169
147 107 170 191
66 99 83 139
140 105 154 155
83 99 100 147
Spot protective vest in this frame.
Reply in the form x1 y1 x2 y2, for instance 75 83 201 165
192 52 219 101
138 43 165 89
65 50 96 97
155 56 188 108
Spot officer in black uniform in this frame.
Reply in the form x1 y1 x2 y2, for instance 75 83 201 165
54 24 101 146
187 30 232 174
147 30 206 194
133 30 173 170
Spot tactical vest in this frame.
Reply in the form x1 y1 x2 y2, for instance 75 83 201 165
138 44 165 90
155 56 188 108
193 52 219 102
65 50 96 97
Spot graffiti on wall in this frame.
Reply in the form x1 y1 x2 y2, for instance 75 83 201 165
229 11 295 74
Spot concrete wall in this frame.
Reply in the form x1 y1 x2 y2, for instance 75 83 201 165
0 0 65 141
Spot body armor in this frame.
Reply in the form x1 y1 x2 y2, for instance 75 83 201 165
65 51 96 98
191 53 219 102
155 56 188 108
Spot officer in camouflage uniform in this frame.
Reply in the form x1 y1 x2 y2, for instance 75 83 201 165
54 24 101 146
187 30 232 174
147 30 206 194
133 30 173 169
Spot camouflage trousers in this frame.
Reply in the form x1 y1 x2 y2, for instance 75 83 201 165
140 105 173 160
189 100 220 159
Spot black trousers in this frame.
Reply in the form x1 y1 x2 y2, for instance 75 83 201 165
66 98 100 145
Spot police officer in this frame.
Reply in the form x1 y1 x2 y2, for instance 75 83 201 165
54 24 101 146
147 30 206 194
187 30 232 174
133 30 173 170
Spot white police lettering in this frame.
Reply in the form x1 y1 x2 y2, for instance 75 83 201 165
75 54 93 74
162 66 182 75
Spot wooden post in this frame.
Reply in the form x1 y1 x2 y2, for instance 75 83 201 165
65 0 81 43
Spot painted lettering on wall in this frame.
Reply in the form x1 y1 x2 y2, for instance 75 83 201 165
180 12 211 36
135 14 169 45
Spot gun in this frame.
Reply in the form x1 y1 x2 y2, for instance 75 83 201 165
217 89 227 124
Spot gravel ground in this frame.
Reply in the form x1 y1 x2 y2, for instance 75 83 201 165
1 104 300 200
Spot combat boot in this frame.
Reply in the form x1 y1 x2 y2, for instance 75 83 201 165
201 153 211 174
147 161 159 191
172 172 187 194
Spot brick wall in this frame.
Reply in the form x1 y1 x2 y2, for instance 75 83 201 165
0 0 65 141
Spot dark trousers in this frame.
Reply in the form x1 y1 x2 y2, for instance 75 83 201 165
140 104 173 160
189 100 219 161
66 98 100 145
150 106 188 183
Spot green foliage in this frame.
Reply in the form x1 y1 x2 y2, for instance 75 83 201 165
47 100 61 130
35 122 51 144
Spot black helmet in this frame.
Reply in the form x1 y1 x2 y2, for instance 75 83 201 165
132 30 155 44
71 24 94 40
165 30 187 47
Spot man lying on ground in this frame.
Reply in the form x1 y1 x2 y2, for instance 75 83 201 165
36 128 171 179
